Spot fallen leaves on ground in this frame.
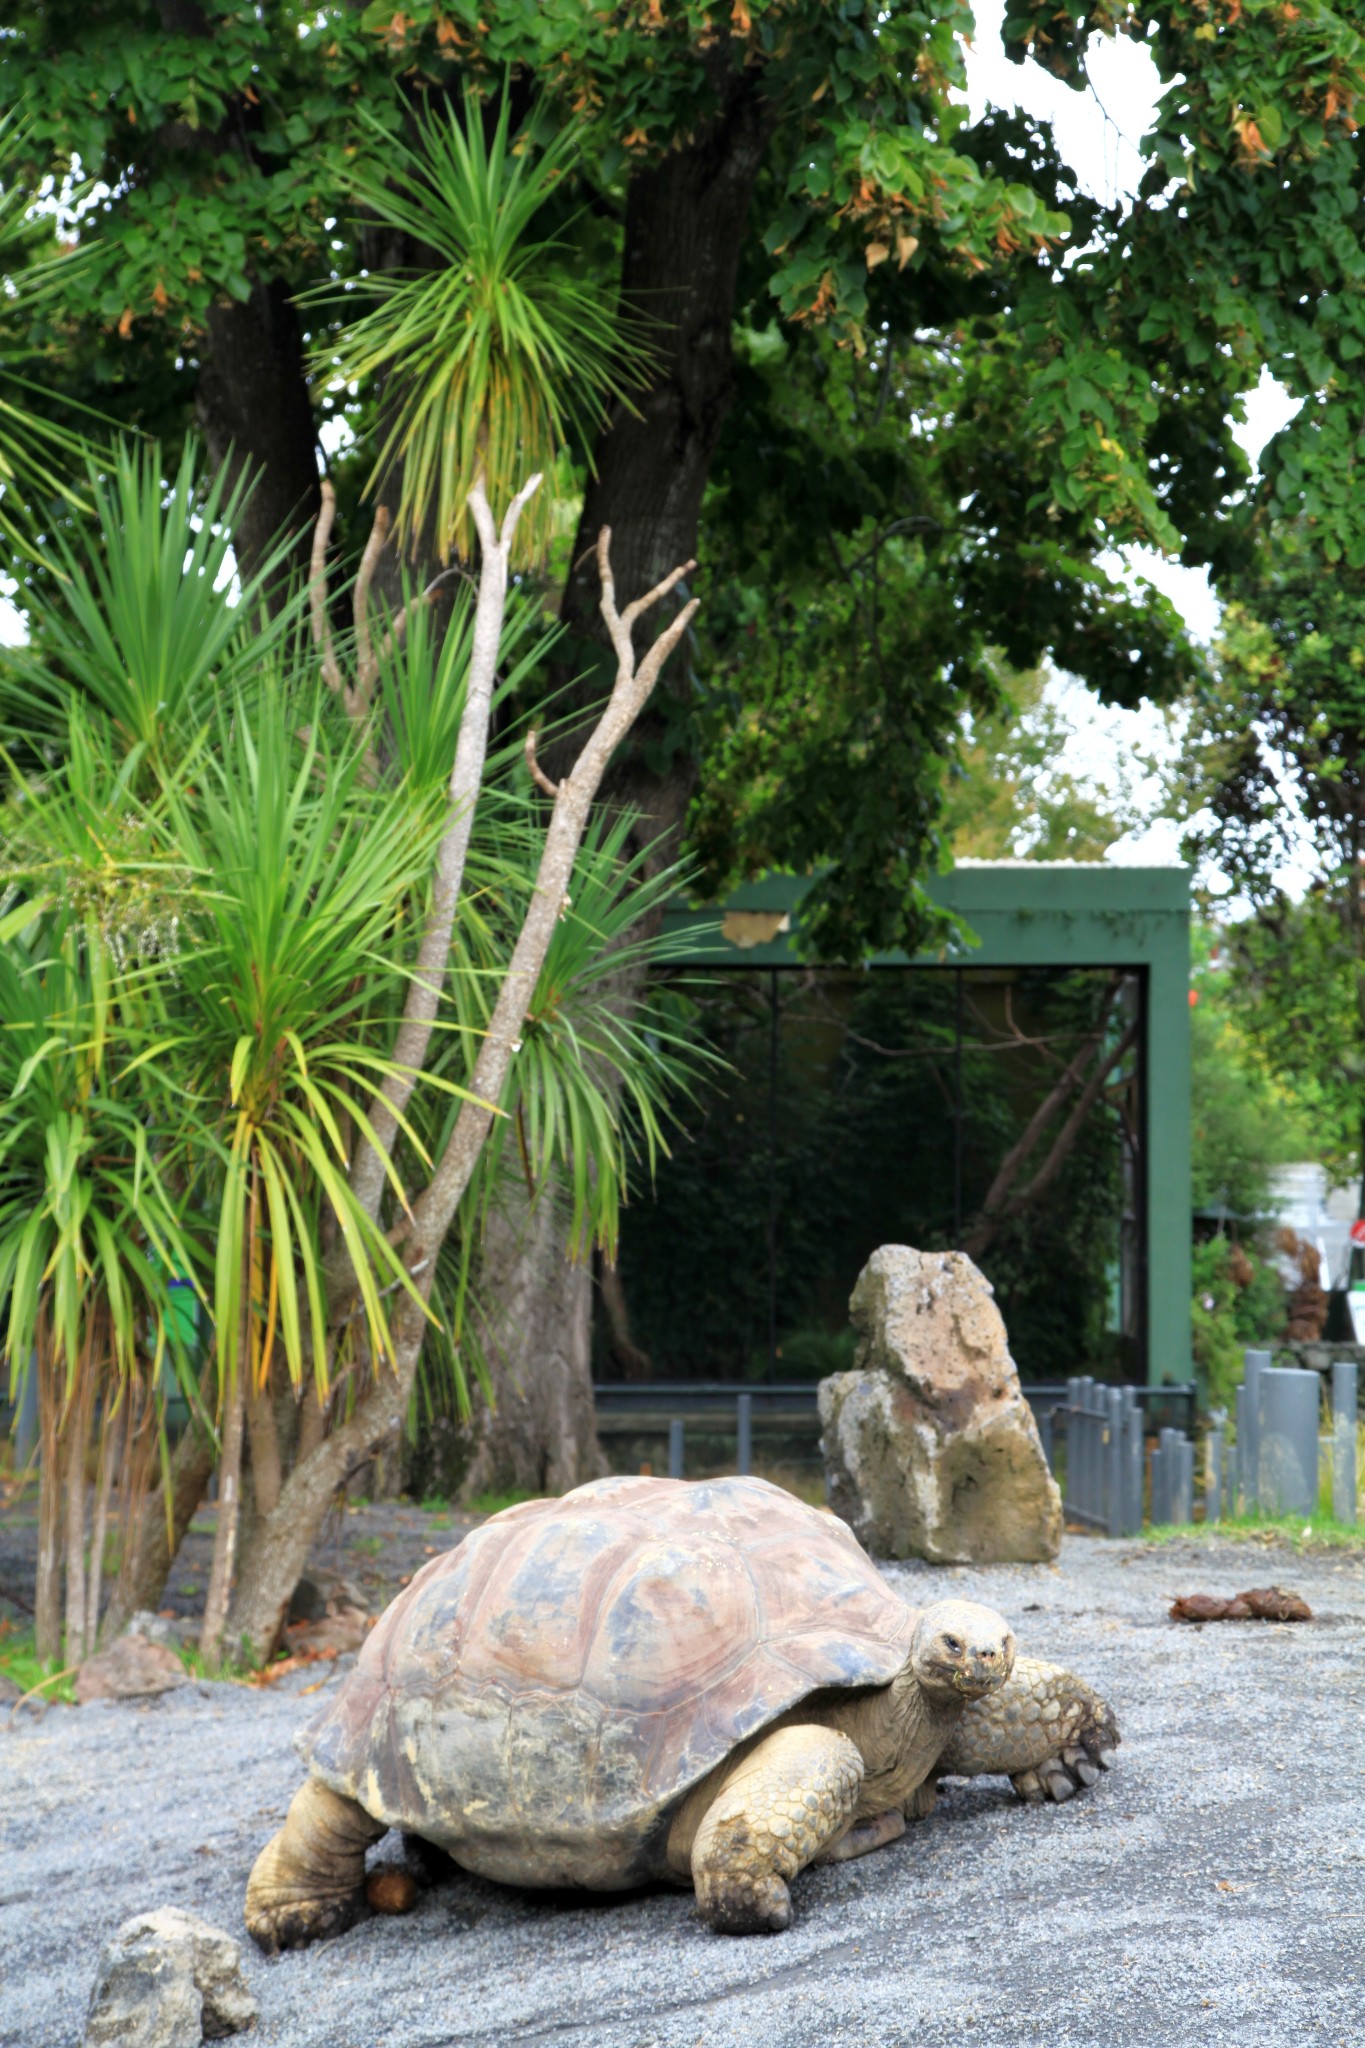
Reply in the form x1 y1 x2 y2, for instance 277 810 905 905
246 1645 341 1688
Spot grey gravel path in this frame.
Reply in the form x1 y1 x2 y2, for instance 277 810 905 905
4 1533 1364 2048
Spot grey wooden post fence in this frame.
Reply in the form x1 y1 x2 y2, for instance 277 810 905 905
1332 1361 1358 1524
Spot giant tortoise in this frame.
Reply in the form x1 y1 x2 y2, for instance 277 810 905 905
246 1476 1118 1949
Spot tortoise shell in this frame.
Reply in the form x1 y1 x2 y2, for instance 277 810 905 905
302 1474 917 1890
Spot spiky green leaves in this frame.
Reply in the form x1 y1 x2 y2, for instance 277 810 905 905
0 919 200 1412
320 88 649 565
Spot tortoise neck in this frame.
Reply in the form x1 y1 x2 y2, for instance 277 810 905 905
837 1662 964 1813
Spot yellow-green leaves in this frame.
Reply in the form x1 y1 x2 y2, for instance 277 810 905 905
318 87 650 565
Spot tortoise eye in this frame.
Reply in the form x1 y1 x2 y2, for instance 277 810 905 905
943 1635 962 1655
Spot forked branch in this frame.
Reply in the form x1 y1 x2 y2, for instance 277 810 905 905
413 526 698 1244
345 471 545 1230
308 486 460 721
241 519 700 1656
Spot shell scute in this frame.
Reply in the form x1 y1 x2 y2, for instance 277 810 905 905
579 1538 758 1714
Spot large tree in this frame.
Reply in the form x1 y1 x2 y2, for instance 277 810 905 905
1179 525 1365 1192
8 0 1365 1489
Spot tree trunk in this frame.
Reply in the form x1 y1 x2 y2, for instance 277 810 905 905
553 65 776 811
597 1253 654 1381
104 1391 215 1640
456 1189 608 1503
34 1337 62 1663
85 1404 119 1650
195 279 321 591
475 75 776 1442
227 1279 435 1658
245 1366 283 1520
61 1410 88 1668
198 1367 243 1672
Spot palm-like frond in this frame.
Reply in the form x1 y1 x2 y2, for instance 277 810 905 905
0 112 99 552
318 88 650 564
0 918 201 1411
163 688 463 1389
4 441 306 768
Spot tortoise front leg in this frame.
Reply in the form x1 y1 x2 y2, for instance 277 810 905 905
245 1779 386 1954
686 1725 863 1934
937 1655 1119 1804
814 1806 906 1863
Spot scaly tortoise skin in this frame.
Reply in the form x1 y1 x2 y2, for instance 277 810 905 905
246 1476 1118 1950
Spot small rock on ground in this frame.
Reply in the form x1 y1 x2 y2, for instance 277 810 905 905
84 1908 257 2047
76 1636 190 1705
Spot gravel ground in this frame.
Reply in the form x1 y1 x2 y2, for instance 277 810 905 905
4 1530 1364 2048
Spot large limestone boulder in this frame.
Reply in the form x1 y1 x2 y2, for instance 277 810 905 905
819 1245 1062 1563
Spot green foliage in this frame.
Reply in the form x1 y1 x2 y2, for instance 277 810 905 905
1190 960 1311 1217
1177 512 1365 1186
1190 1235 1286 1409
692 316 1202 957
463 1486 536 1518
320 88 649 564
0 112 97 551
5 442 299 766
2 443 704 1435
11 4 1365 963
0 1624 79 1704
0 916 199 1412
1218 901 1363 1183
164 690 450 1387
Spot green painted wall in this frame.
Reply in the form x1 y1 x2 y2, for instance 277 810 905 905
662 862 1192 1387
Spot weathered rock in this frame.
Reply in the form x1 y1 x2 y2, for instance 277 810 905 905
85 1909 257 2045
819 1245 1062 1563
76 1635 189 1705
284 1606 372 1657
287 1571 367 1625
125 1611 199 1651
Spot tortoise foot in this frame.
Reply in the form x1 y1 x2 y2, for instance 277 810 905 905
690 1723 863 1935
696 1869 792 1935
244 1780 387 1954
245 1884 368 1956
1012 1733 1118 1805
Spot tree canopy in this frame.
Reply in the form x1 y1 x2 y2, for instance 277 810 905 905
8 2 1365 952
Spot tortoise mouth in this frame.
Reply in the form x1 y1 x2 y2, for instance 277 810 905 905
923 1660 1008 1700
950 1670 1001 1700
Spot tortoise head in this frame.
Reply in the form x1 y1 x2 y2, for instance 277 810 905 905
909 1599 1015 1704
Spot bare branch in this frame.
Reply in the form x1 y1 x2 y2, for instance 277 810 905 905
501 472 544 551
344 472 544 1230
968 986 1120 1232
373 566 463 670
964 1015 1138 1262
352 505 392 712
414 529 698 1247
524 729 559 797
310 480 343 697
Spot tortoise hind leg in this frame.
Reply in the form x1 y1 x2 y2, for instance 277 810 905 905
684 1725 864 1934
937 1654 1119 1805
245 1779 386 1954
